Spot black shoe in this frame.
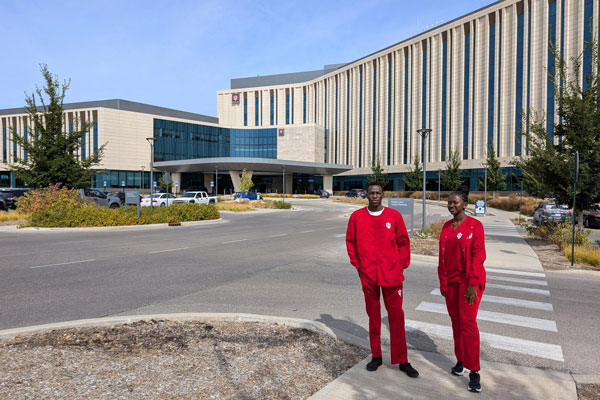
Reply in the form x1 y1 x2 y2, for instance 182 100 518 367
366 357 383 371
468 371 482 393
451 361 465 376
399 362 419 378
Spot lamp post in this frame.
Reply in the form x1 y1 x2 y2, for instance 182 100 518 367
417 128 432 231
146 137 155 211
282 167 286 202
438 168 441 202
140 166 145 190
482 161 488 216
215 166 219 196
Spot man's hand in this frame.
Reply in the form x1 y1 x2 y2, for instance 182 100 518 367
465 285 478 305
357 269 362 277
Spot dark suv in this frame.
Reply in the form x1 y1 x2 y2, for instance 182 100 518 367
0 188 29 209
345 189 367 199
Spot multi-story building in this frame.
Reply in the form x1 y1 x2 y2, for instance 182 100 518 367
1 0 597 193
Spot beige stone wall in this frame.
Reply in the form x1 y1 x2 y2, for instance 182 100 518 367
276 124 324 163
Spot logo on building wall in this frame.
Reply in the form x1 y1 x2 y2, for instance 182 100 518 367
278 128 285 136
232 93 240 104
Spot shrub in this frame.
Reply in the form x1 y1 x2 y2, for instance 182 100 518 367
17 184 81 214
526 221 591 247
0 210 30 222
272 200 292 209
487 195 537 215
415 219 446 239
217 202 254 212
562 245 600 269
262 194 320 199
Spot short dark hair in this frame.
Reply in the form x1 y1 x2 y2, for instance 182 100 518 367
367 181 384 192
451 185 470 203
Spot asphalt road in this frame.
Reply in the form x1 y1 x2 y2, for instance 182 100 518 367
0 199 598 376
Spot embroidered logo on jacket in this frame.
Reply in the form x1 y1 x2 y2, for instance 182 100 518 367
386 222 391 229
457 233 463 239
468 233 473 239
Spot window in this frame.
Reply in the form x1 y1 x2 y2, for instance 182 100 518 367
285 88 290 125
515 8 525 156
547 1 556 142
487 19 495 151
442 35 448 161
463 27 470 160
243 93 248 126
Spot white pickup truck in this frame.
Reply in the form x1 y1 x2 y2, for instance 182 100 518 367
172 191 217 205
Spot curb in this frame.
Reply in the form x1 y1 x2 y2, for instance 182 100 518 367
0 313 338 342
0 218 224 232
411 254 438 263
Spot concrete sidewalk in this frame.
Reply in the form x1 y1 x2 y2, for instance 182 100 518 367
309 349 576 399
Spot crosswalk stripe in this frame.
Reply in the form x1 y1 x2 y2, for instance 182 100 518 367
486 268 546 278
488 275 548 286
429 289 553 311
405 319 564 362
486 283 550 296
415 301 557 332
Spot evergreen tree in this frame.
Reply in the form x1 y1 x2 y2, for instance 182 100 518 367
481 146 506 198
441 149 463 191
10 65 105 188
367 155 388 187
239 169 254 193
403 154 423 191
514 41 600 225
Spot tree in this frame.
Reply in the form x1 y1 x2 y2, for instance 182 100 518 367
441 149 463 191
403 153 422 191
513 41 600 226
367 155 388 187
239 169 254 193
481 146 506 198
159 171 173 192
10 65 105 189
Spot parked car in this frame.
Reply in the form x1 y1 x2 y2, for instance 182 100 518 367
82 189 121 209
141 193 177 207
345 189 367 199
532 202 571 224
172 191 217 204
0 197 7 211
583 206 600 228
233 191 263 201
0 188 29 209
315 189 331 198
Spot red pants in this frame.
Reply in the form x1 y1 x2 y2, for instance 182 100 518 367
445 282 483 371
361 281 408 365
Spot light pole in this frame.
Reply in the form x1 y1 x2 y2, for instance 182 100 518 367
417 128 432 231
282 167 286 202
140 166 145 190
215 166 219 196
482 161 488 216
438 168 441 202
146 137 155 211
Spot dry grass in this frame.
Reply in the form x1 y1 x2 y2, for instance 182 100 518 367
263 194 320 199
0 210 30 222
216 202 255 212
333 197 368 205
487 194 537 216
562 245 600 269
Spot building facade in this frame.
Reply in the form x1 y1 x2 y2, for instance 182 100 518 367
217 0 599 191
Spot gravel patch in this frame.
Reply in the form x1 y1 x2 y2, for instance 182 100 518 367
0 319 368 400
577 383 600 400
411 238 438 256
524 238 597 271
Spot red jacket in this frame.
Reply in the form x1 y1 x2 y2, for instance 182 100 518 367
438 216 486 292
346 207 411 286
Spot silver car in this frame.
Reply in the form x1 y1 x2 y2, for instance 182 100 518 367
82 189 121 209
533 202 571 224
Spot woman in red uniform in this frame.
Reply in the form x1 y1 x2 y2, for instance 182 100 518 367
438 186 486 393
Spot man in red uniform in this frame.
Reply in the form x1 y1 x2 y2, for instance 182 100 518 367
346 181 419 378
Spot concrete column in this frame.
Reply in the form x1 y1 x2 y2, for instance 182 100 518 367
204 174 214 193
229 170 241 192
285 174 293 194
323 174 333 193
171 172 181 195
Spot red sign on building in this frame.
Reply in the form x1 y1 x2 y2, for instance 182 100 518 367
232 93 240 104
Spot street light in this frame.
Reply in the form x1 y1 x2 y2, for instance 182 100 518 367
215 166 219 196
146 137 155 211
482 161 488 216
140 166 145 190
438 168 441 202
417 128 432 231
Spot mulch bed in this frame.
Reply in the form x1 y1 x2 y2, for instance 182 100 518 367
0 319 368 400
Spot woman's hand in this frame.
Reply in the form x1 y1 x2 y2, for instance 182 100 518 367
440 290 446 297
465 285 478 305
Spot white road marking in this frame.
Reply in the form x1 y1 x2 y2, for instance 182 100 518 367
486 283 550 296
148 247 190 254
430 289 554 311
416 301 557 332
485 268 546 278
405 319 564 362
221 239 247 244
488 275 548 286
30 259 96 269
332 233 346 238
298 230 317 233
268 234 288 238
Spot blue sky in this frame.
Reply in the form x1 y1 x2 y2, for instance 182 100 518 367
0 0 494 117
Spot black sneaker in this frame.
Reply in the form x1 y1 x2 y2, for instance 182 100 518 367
451 361 465 376
366 357 383 371
399 362 419 378
468 371 482 393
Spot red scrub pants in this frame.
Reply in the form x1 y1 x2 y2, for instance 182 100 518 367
361 281 408 365
444 282 483 372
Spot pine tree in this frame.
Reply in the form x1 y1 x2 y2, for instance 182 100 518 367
481 146 506 198
239 169 254 193
441 149 463 191
367 155 388 187
514 40 600 225
10 65 105 188
403 154 423 191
